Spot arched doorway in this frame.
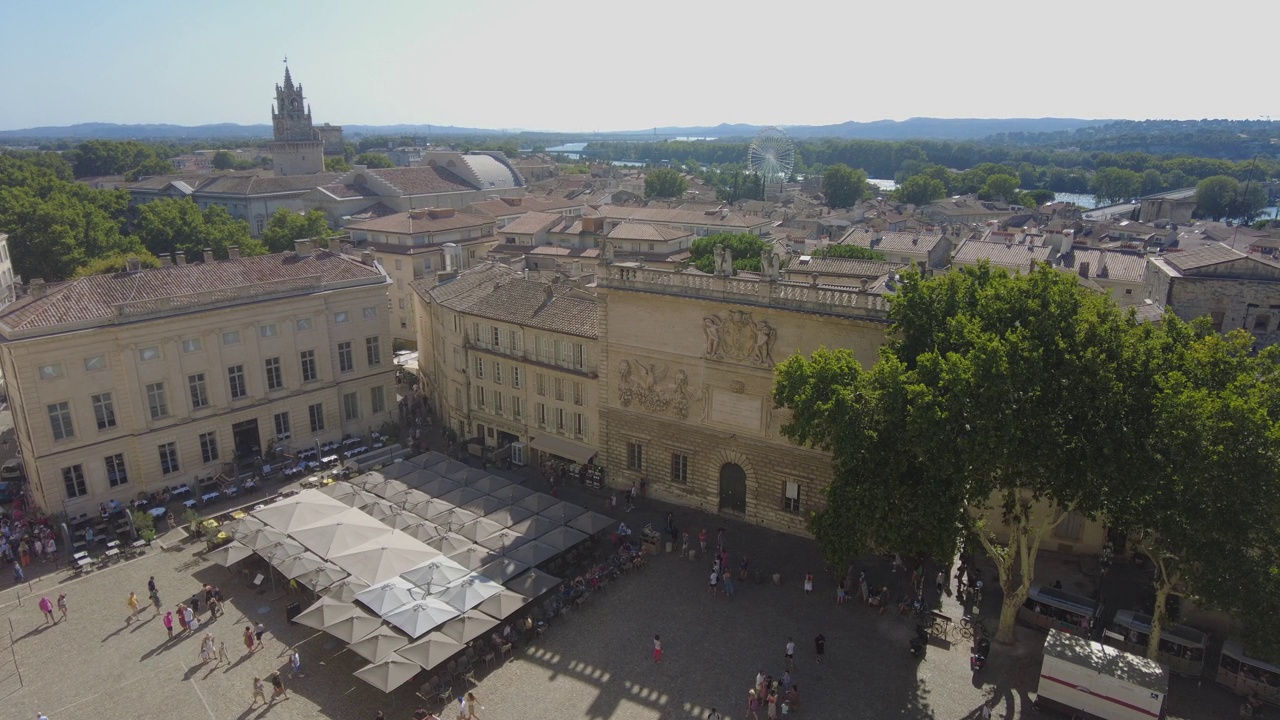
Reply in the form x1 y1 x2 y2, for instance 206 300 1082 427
718 463 747 514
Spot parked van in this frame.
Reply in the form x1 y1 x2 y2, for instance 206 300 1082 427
0 458 23 482
1036 628 1168 720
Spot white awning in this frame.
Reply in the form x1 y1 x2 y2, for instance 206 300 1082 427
527 434 598 465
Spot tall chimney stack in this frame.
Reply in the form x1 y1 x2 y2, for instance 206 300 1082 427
294 239 313 258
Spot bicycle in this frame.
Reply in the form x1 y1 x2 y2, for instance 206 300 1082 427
958 614 988 641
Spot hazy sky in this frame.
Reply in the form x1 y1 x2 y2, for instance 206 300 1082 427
2 0 1274 132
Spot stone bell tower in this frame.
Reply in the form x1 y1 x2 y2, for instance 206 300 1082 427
268 64 325 176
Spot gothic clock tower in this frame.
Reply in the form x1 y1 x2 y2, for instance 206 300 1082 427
268 64 326 175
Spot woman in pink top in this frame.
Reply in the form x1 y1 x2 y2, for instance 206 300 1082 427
38 596 55 624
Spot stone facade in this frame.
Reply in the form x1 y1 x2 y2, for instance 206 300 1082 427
269 66 341 176
595 260 890 535
1145 244 1280 346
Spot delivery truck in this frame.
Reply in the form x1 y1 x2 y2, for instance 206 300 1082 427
1036 628 1168 720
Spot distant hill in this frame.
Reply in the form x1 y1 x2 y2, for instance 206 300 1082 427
0 117 1112 143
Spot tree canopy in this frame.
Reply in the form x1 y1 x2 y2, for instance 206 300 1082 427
260 208 333 253
643 168 689 199
1195 175 1269 221
813 244 883 260
355 153 395 169
977 173 1020 203
689 233 769 274
894 175 947 205
134 198 266 262
821 164 869 209
1090 167 1143 204
67 140 174 179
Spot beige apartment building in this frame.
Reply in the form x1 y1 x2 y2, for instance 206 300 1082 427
0 243 395 514
413 263 600 468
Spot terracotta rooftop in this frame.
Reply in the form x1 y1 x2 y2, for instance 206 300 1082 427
317 183 380 199
1163 243 1246 272
346 209 492 235
1056 248 1148 284
419 263 598 339
501 211 562 236
364 166 478 195
953 239 1053 272
195 173 342 195
606 223 692 243
595 205 771 229
787 256 908 278
0 250 384 335
840 229 946 254
465 196 584 219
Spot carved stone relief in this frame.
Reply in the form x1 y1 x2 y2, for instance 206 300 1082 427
703 310 778 367
617 360 702 419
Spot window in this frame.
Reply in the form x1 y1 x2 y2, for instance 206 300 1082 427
38 363 62 380
491 326 501 348
573 381 584 406
452 314 461 334
300 350 317 382
535 402 547 428
199 432 219 463
452 348 464 372
555 407 566 432
474 356 485 380
394 259 403 271
139 346 161 362
273 412 291 439
493 362 503 384
338 342 354 373
1053 510 1085 542
363 306 377 319
259 323 278 338
334 311 349 324
554 377 564 402
188 373 208 409
783 481 801 513
91 393 116 430
475 386 487 409
557 340 571 366
1255 314 1272 333
536 373 546 397
370 386 385 414
573 343 586 371
182 338 202 353
144 381 168 419
158 442 180 475
221 331 240 346
62 464 86 499
295 317 314 332
511 331 523 354
1210 311 1225 333
227 364 247 399
512 366 522 389
308 402 325 433
671 453 689 483
48 401 74 440
265 357 283 391
574 412 585 439
494 392 504 415
455 387 463 409
627 441 644 471
343 392 360 421
512 396 523 421
105 453 129 487
366 336 381 366
84 355 107 372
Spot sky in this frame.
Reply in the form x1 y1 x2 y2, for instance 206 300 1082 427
2 0 1276 132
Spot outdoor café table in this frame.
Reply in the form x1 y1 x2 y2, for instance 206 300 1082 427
73 551 89 561
372 442 385 449
130 540 146 550
173 485 192 496
105 548 120 560
183 499 197 509
148 507 166 518
321 476 336 486
201 491 221 504
72 541 87 553
202 519 220 531
230 510 247 519
243 478 258 491
76 557 92 570
106 540 120 550
321 454 339 465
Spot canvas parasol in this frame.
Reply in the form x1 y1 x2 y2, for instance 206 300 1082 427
330 533 441 585
384 599 461 639
347 625 409 663
426 533 474 556
398 631 464 670
476 589 529 620
456 517 505 543
438 487 485 509
353 651 422 692
483 505 535 528
399 557 472 591
436 576 504 612
538 501 588 524
515 492 560 514
466 475 513 494
437 609 499 644
321 576 370 603
506 568 562 599
207 540 254 567
568 510 615 536
294 562 349 592
354 577 424 616
475 556 530 584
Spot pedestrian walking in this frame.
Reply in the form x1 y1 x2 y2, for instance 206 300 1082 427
217 640 229 666
936 570 945 597
269 672 288 702
652 634 662 663
723 571 735 598
698 528 708 554
784 637 795 670
57 593 67 622
243 625 256 654
38 596 55 625
780 669 793 692
148 576 157 595
461 691 481 720
163 611 174 639
803 572 813 595
189 611 201 633
815 633 826 664
290 649 303 677
199 633 216 663
13 561 24 584
254 621 266 646
207 597 220 620
125 591 141 624
708 568 718 595
707 707 722 720
748 689 760 720
859 573 870 605
836 580 847 604
251 677 267 706
767 689 779 720
44 537 56 563
149 588 162 616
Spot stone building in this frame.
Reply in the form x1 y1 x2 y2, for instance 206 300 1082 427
270 65 343 176
0 233 15 308
0 243 393 514
594 251 890 534
1144 243 1280 345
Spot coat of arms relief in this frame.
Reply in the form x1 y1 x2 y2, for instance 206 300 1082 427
703 311 777 367
616 360 701 419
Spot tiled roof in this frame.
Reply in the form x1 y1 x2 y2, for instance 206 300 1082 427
346 210 491 235
0 250 383 334
420 263 598 339
595 205 771 229
487 244 601 261
345 202 399 222
367 166 477 195
606 223 691 242
370 235 495 255
1056 249 1148 284
953 240 1052 271
460 155 522 189
1164 243 1245 272
787 256 908 278
501 212 562 235
124 171 259 192
466 196 584 219
318 183 379 199
196 173 342 195
840 229 946 254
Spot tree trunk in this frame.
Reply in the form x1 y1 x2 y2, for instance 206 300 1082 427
1144 550 1178 662
974 498 1070 645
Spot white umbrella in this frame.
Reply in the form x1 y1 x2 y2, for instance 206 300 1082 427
294 597 361 631
263 537 308 564
295 563 348 592
399 631 464 670
448 545 496 571
506 568 562 599
389 488 432 509
462 496 509 518
475 556 530 584
354 577 424 616
508 515 560 541
568 511 615 536
417 477 461 498
477 589 529 620
385 599 461 638
354 652 422 692
456 517 505 543
484 505 535 528
253 491 348 532
276 551 328 579
400 557 472 591
348 473 382 490
429 508 479 532
317 482 359 501
243 526 289 551
207 540 254 567
515 492 560 514
467 475 513 494
427 533 474 556
364 498 402 521
321 576 371 603
324 611 384 643
412 451 450 469
450 467 489 483
331 534 442 585
368 478 411 500
539 501 588 524
399 469 445 489
536 525 589 552
383 511 421 531
506 540 558 568
477 530 529 554
225 515 266 540
377 462 416 480
438 460 471 478
403 521 446 543
409 498 455 522
437 609 499 644
291 516 393 558
436 576 504 612
438 487 485 508
348 625 409 663
488 484 535 504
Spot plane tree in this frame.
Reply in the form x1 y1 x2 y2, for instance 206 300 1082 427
775 263 1137 643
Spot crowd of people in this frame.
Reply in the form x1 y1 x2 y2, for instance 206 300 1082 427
3 503 58 582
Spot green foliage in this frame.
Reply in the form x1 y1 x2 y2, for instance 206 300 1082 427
1195 175 1269 221
821 164 868 208
68 140 173 179
355 153 395 169
325 156 352 173
123 157 176 181
689 233 769 274
1021 189 1056 206
131 508 156 537
134 198 264 261
643 168 689 198
1089 167 1143 203
978 173 1020 202
557 163 591 174
894 175 947 205
260 208 333 253
212 150 234 170
72 251 162 278
814 244 883 260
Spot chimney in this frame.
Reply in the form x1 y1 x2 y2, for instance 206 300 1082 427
427 208 456 219
28 279 48 298
175 253 187 266
408 209 429 220
125 256 142 273
501 197 522 207
159 256 172 267
200 248 213 263
228 246 241 260
1078 261 1090 279
294 239 313 258
361 250 375 266
544 284 554 300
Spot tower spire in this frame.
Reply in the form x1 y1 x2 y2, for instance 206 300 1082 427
283 56 292 88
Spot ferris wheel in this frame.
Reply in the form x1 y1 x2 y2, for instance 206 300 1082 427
747 126 795 183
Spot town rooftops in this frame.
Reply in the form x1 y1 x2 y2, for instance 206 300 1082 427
358 166 478 196
420 263 598 339
840 229 946 255
1056 248 1148 283
606 223 692 243
1163 243 1246 272
595 205 771 229
0 249 384 337
501 211 563 236
346 208 492 235
953 239 1053 271
788 256 909 278
125 172 341 196
465 195 583 219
